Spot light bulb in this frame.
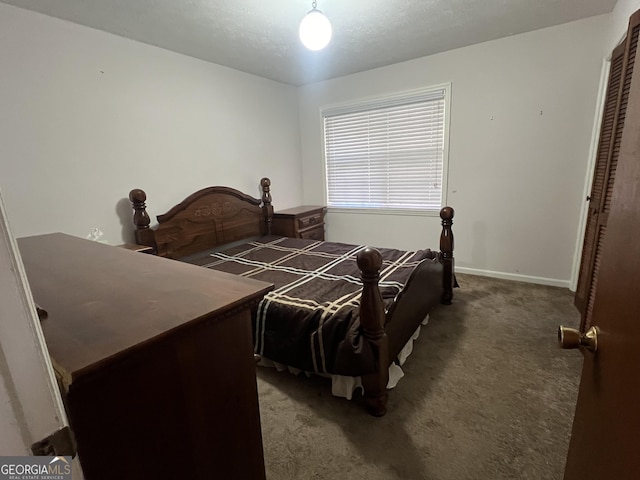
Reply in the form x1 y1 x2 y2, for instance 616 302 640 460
299 9 332 51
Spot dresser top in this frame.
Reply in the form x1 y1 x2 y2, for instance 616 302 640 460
18 233 273 384
274 205 326 216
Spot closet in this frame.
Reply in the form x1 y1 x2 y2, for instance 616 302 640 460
575 11 640 331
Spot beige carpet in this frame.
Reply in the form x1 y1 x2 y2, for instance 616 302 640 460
256 273 582 480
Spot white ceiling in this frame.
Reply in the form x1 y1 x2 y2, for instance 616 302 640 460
1 0 617 86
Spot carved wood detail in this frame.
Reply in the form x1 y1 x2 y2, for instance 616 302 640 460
129 180 274 259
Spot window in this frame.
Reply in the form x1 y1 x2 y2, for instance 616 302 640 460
322 85 450 214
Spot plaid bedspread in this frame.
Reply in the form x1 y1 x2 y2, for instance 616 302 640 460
200 235 436 376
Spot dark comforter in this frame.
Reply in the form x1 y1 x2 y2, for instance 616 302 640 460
194 235 437 376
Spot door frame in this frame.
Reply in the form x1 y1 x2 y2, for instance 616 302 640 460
0 188 68 453
570 58 609 291
570 30 636 292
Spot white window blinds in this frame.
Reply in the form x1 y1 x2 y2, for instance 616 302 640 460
323 86 448 212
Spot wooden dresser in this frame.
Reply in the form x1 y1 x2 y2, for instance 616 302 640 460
271 205 326 241
18 233 273 480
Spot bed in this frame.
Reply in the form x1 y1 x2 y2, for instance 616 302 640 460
128 178 455 416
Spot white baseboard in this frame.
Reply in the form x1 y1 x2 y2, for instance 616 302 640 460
455 266 571 289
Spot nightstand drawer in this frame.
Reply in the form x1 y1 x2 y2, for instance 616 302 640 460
300 226 324 241
297 212 323 230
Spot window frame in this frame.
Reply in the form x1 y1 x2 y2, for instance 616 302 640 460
320 83 451 216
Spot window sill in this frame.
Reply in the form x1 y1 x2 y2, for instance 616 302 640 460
327 207 442 217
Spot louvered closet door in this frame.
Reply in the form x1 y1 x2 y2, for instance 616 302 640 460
574 12 640 331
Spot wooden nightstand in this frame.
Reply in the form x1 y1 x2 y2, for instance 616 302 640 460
272 205 326 241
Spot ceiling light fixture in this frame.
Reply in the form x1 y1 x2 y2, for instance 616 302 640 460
299 1 332 51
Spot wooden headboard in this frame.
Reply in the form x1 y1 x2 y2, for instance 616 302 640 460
129 178 274 259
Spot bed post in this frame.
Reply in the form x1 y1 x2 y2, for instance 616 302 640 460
129 189 156 251
357 248 389 417
439 206 455 305
260 177 273 235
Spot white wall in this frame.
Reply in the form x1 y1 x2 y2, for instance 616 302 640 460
0 4 302 245
299 15 608 286
0 3 626 286
608 0 640 50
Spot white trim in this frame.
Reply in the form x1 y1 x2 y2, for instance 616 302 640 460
569 57 611 292
0 190 69 451
0 192 85 476
326 207 441 217
441 82 451 209
456 266 571 289
320 82 452 213
320 84 452 115
320 106 329 207
322 86 447 116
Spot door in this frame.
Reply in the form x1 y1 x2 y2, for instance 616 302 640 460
562 25 640 480
574 11 640 332
0 189 81 474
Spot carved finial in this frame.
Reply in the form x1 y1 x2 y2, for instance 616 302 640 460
129 188 146 204
440 206 454 222
260 178 273 235
129 188 151 229
439 206 454 254
260 177 272 203
357 248 383 281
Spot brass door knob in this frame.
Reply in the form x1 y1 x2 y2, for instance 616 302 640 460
558 325 598 353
